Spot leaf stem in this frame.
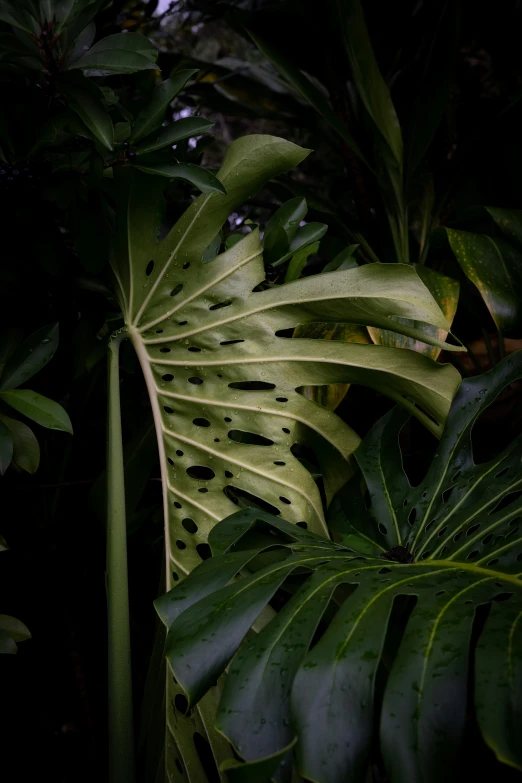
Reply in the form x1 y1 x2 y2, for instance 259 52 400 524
106 327 135 783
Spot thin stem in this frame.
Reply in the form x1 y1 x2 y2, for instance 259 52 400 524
106 327 134 783
481 328 497 367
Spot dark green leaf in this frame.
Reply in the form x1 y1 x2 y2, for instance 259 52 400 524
0 415 39 473
136 117 214 156
68 32 158 74
447 228 522 334
131 162 226 194
272 222 328 267
0 420 13 475
0 323 59 391
0 390 73 434
336 0 402 164
248 30 367 163
487 207 522 249
265 197 307 245
60 82 114 150
131 69 199 143
323 244 359 273
66 19 96 65
284 240 320 282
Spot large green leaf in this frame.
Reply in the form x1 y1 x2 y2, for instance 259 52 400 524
368 265 460 359
131 161 226 194
68 33 158 74
158 352 522 783
0 323 59 391
112 134 460 780
447 227 522 335
135 117 214 156
60 81 114 150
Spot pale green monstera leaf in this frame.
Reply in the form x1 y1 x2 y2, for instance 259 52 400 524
110 135 461 780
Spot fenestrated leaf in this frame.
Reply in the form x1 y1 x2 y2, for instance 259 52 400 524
0 323 59 391
0 390 73 434
131 162 226 194
368 265 460 359
0 419 13 475
135 117 214 156
0 414 39 473
131 69 199 143
447 227 522 335
293 322 370 411
336 0 402 164
114 134 460 782
160 353 522 782
60 82 113 150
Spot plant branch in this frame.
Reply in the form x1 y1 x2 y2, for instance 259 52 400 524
106 327 134 783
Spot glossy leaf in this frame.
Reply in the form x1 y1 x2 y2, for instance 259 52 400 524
136 117 214 156
160 352 522 782
265 197 307 245
368 265 460 359
293 322 370 411
336 0 402 164
0 614 31 642
131 69 199 143
487 206 522 248
447 228 522 335
0 323 59 391
131 162 226 194
0 390 73 434
114 134 461 781
284 240 320 283
0 415 39 473
69 33 158 74
247 30 366 163
271 222 328 267
60 82 113 150
0 419 13 475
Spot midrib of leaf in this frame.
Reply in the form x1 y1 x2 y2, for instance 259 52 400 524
132 193 213 326
416 452 520 558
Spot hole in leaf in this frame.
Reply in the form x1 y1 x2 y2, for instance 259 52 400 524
279 496 291 504
178 320 187 326
182 518 197 534
225 470 233 478
220 339 244 346
224 417 232 422
282 427 290 434
517 552 522 561
276 397 288 402
196 544 212 561
228 430 273 446
408 508 417 525
176 449 184 457
175 759 184 775
492 592 513 602
170 284 183 297
466 523 480 536
495 466 509 478
209 301 232 310
487 558 499 566
162 373 174 381
274 461 285 466
466 550 480 560
379 567 392 574
176 540 186 550
420 551 431 559
378 524 388 535
146 259 154 276
188 346 201 352
403 498 408 507
425 519 436 531
175 694 189 714
214 438 220 442
189 376 203 385
183 262 190 270
193 732 219 783
438 526 448 537
193 418 210 427
436 590 446 596
229 381 275 391
156 329 163 334
160 347 171 353
296 521 307 529
174 501 182 509
224 485 280 515
187 466 215 480
454 531 464 542
167 457 174 466
198 488 208 493
164 406 174 414
442 487 454 504
491 490 522 514
172 571 179 582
